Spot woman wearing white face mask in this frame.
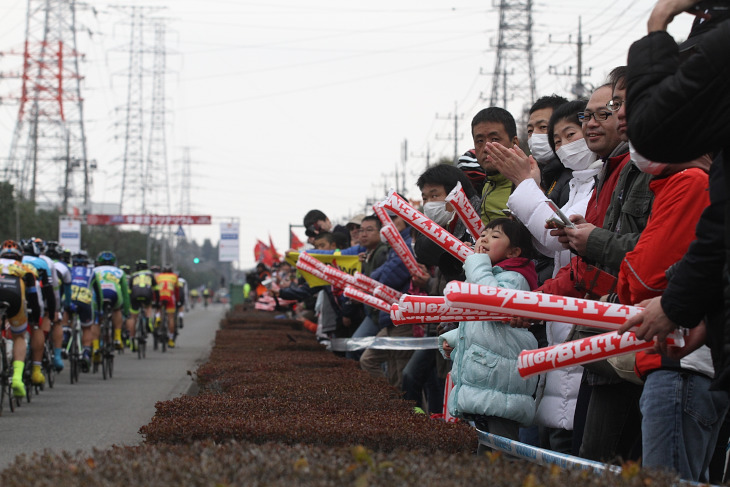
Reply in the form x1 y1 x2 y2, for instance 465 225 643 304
490 99 602 453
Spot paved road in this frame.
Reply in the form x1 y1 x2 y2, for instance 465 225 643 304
0 304 225 469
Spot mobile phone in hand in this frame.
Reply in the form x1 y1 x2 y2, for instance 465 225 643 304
545 200 576 229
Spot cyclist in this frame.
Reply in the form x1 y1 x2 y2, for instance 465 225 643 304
0 240 42 397
70 251 103 371
45 241 72 371
156 265 181 348
177 276 188 329
126 260 157 351
93 251 131 352
189 287 199 309
203 287 211 308
21 238 57 387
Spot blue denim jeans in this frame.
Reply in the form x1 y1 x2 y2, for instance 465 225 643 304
640 370 729 482
345 315 379 360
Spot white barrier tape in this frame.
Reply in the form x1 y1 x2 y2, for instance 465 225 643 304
476 430 621 474
380 190 474 262
327 336 439 352
445 181 485 240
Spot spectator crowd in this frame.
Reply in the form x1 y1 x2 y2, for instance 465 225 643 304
246 2 730 483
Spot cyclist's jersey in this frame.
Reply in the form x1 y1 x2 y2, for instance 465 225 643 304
71 266 102 325
130 269 157 311
93 265 131 315
156 272 180 301
0 258 36 331
52 260 73 311
22 255 54 317
178 277 188 307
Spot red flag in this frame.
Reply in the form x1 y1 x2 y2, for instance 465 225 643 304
290 230 305 251
254 239 269 263
268 234 281 260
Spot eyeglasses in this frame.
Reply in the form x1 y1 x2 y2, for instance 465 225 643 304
577 111 613 122
606 99 623 112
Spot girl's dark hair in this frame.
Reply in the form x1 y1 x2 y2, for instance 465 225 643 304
547 99 588 153
485 217 536 261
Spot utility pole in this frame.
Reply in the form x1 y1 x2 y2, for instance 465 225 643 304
549 17 592 99
489 0 537 114
2 0 91 212
410 143 434 170
436 101 464 163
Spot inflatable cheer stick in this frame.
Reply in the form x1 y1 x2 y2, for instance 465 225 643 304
354 272 402 301
390 295 510 325
443 281 684 340
445 181 485 240
379 223 425 278
380 190 474 263
373 285 402 304
517 330 684 378
373 203 395 228
344 286 392 314
295 259 329 282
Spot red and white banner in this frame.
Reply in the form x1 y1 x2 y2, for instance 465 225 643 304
86 214 212 226
390 295 510 325
445 181 485 240
343 286 392 314
380 190 474 263
517 330 684 378
379 223 424 278
354 272 380 293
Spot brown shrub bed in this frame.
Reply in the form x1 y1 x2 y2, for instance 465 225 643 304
0 307 687 486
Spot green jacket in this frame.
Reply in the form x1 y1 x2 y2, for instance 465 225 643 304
479 173 513 227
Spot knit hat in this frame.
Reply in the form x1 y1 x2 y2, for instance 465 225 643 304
457 149 486 192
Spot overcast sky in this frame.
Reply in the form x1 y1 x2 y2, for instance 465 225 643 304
0 0 694 269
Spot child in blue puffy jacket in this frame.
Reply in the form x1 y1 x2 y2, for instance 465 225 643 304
440 217 539 442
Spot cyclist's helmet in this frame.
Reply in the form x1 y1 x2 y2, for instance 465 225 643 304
61 249 72 264
135 259 148 271
162 265 174 273
20 238 41 257
45 241 63 260
96 250 116 266
72 251 89 267
150 265 161 273
31 237 46 254
0 240 23 261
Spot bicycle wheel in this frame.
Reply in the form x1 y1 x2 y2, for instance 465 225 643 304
44 340 55 389
160 314 168 353
136 314 146 360
0 340 8 416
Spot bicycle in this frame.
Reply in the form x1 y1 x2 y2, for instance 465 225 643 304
40 331 55 390
65 311 82 384
98 301 114 380
134 305 148 360
0 302 16 415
